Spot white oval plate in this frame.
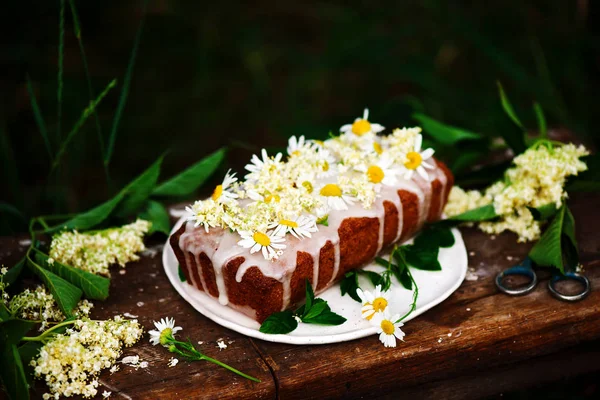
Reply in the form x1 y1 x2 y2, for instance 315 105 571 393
163 218 467 345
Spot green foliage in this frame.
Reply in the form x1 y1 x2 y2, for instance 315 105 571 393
565 154 600 192
496 82 527 154
33 250 110 301
258 310 297 334
448 204 498 222
177 265 186 282
529 205 578 274
113 156 163 217
533 102 547 138
152 148 226 197
139 200 171 235
412 113 481 145
25 76 51 162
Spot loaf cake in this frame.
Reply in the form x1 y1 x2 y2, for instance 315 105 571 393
171 110 453 323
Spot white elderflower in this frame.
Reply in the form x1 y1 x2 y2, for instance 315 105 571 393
210 169 239 204
371 311 405 348
314 148 338 179
49 219 151 276
237 230 287 260
269 215 318 239
317 183 356 211
102 391 112 398
32 317 143 399
340 108 385 137
168 357 179 367
186 199 224 233
356 285 390 320
244 148 283 182
149 317 182 347
398 133 435 180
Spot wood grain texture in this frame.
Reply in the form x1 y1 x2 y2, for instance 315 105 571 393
0 192 598 399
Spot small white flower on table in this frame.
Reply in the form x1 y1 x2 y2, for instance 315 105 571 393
217 340 228 350
168 357 179 367
102 391 112 398
149 317 182 347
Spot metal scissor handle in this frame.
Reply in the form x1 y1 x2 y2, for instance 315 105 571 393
548 271 591 302
495 258 538 296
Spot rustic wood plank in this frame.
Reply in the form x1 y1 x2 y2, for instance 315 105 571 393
250 192 600 399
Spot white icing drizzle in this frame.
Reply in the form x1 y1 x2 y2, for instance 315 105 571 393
178 167 447 315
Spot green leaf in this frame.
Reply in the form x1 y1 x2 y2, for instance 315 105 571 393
34 250 110 300
25 75 51 162
2 258 25 286
496 82 527 154
302 301 328 321
0 343 30 400
360 270 383 287
414 226 455 249
139 200 170 235
259 310 298 334
114 156 163 218
340 271 361 302
152 148 226 197
528 203 558 221
177 265 186 282
449 204 498 222
303 279 314 315
455 160 512 187
0 319 36 347
26 258 82 316
404 245 441 271
18 341 42 386
533 102 547 138
391 248 412 290
374 257 390 268
398 267 413 290
0 303 9 321
105 0 148 167
51 156 163 232
412 113 481 145
529 205 578 274
303 309 346 326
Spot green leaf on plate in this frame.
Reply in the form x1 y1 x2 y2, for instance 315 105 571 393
340 270 361 302
177 264 186 282
303 278 314 314
259 310 297 334
34 250 109 300
26 258 82 316
152 148 226 197
303 309 346 326
412 113 481 145
360 270 383 287
414 226 455 249
139 200 170 235
404 244 441 271
302 300 328 321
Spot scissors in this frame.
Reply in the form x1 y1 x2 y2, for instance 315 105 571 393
495 257 591 302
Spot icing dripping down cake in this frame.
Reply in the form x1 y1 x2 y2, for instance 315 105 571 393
170 113 453 322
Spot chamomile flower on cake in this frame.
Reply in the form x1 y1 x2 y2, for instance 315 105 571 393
340 108 385 137
211 169 239 203
356 285 390 320
314 148 338 179
269 215 318 239
317 182 356 211
399 133 435 180
371 311 405 347
244 148 284 182
355 155 399 188
287 135 313 156
238 230 287 260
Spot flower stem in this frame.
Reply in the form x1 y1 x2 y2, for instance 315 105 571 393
21 319 77 342
200 354 261 382
397 267 419 323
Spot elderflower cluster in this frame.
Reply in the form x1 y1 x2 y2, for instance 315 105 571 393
7 286 93 331
0 267 9 303
32 316 143 399
49 219 151 276
444 143 589 241
187 109 436 260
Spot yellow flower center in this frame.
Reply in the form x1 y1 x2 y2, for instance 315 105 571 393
264 193 281 203
211 185 223 201
372 297 388 312
314 140 324 146
253 232 271 246
404 151 422 170
373 142 383 154
279 219 299 228
351 119 371 136
320 184 342 197
302 181 313 193
381 319 395 335
292 150 301 156
367 165 385 183
322 161 330 172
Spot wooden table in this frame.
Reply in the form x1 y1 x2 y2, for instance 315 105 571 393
2 192 599 399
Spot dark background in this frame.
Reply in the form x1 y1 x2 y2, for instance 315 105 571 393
1 0 598 229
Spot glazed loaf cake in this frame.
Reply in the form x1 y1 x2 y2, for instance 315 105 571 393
171 166 452 323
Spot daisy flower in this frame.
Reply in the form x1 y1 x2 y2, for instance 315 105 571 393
356 285 391 320
355 155 399 188
287 135 313 156
315 148 337 179
237 230 287 260
399 133 435 180
371 311 405 348
340 108 385 137
149 317 182 347
269 215 318 239
317 183 355 211
245 148 283 181
211 169 239 203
